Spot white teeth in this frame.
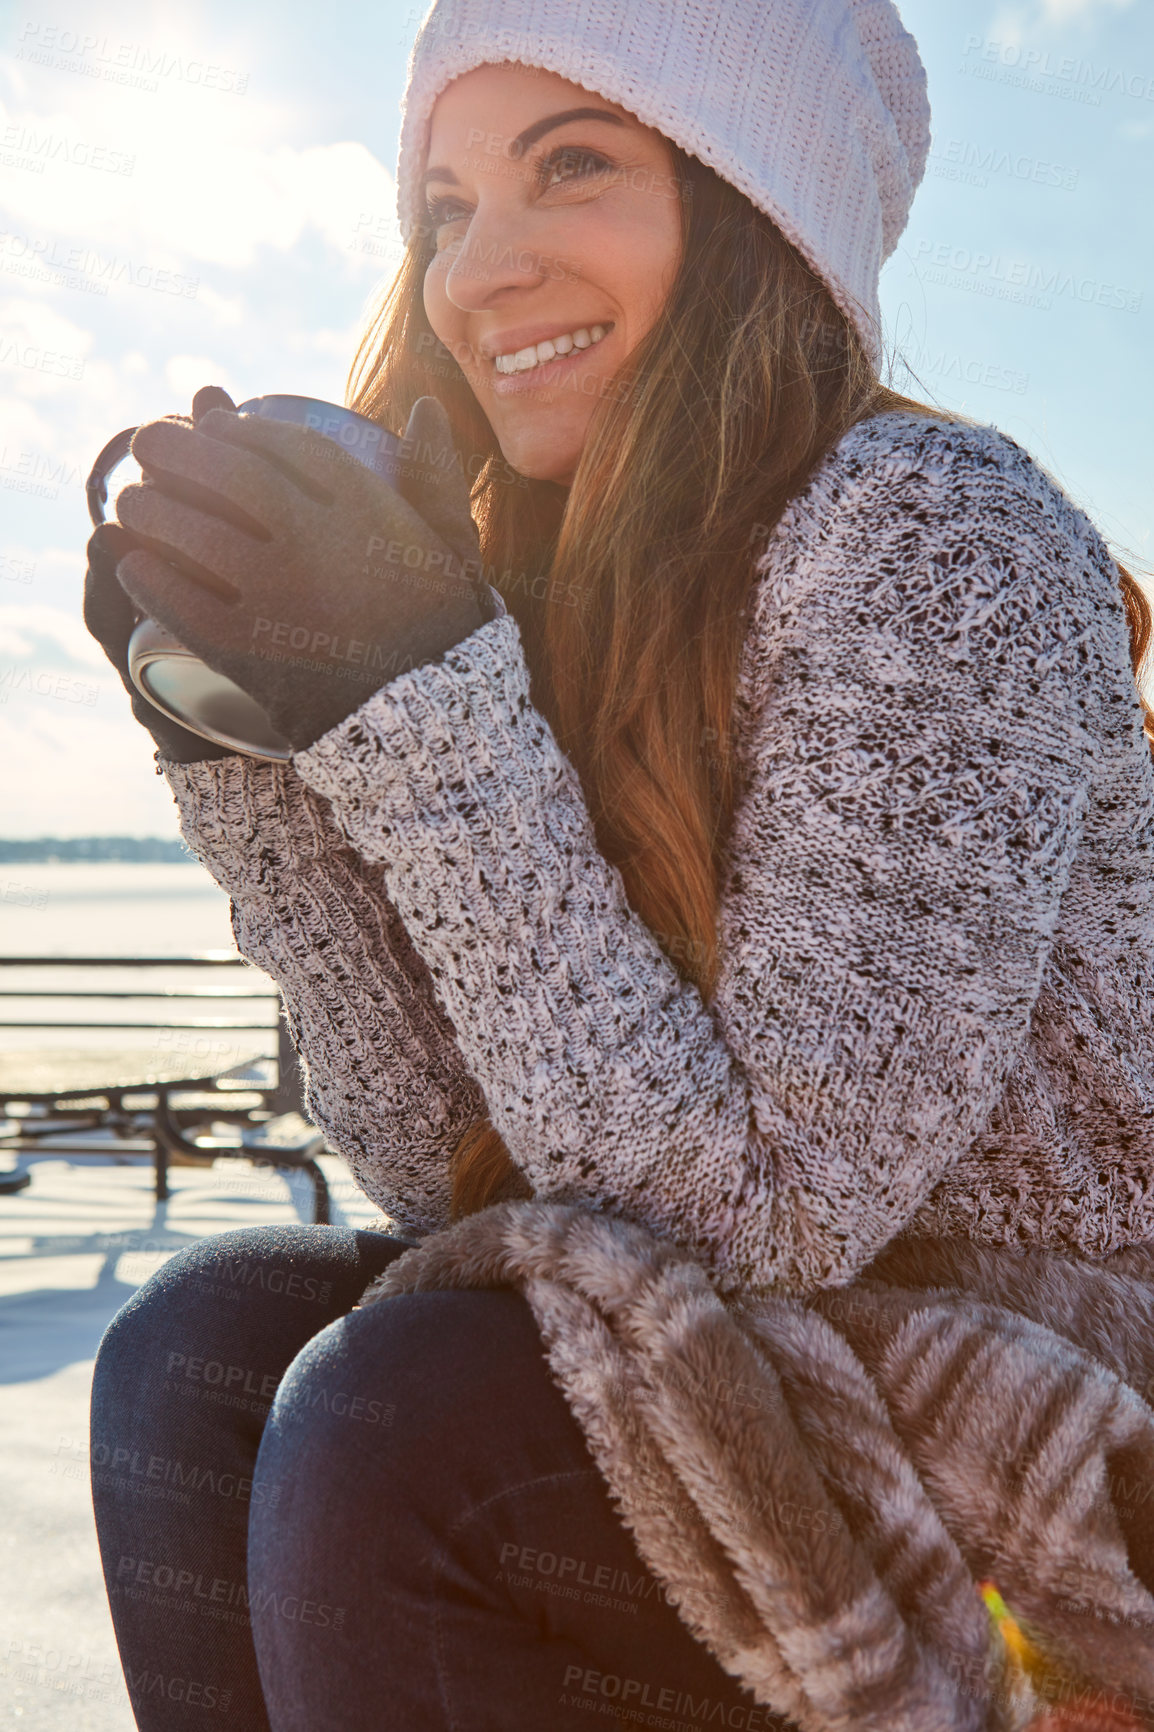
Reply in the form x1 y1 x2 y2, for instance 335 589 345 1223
493 323 611 374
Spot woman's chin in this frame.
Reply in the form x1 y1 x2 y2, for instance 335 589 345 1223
496 433 580 489
522 463 576 487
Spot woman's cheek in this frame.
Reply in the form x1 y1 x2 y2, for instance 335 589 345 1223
422 257 455 344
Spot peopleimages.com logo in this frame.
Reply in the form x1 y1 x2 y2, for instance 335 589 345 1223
910 239 1142 316
0 122 135 177
0 232 198 299
927 136 1079 193
961 34 1154 105
14 23 248 95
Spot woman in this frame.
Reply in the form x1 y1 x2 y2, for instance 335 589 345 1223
83 0 1154 1727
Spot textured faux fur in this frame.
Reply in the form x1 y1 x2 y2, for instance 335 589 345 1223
362 1204 1154 1732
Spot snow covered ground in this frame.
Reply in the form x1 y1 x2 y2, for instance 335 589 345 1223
0 1148 382 1728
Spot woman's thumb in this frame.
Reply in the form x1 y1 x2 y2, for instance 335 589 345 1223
192 385 238 423
395 396 480 571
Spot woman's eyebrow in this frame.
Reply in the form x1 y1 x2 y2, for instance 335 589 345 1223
424 107 627 187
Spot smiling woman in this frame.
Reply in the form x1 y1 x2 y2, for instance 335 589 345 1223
419 70 684 484
81 0 1154 1727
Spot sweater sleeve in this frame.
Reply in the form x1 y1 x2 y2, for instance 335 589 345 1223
291 418 1107 1296
160 753 487 1234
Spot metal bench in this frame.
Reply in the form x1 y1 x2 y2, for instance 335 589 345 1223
0 955 330 1223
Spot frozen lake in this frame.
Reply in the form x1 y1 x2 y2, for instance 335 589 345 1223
0 865 388 1728
0 864 279 1091
0 860 237 957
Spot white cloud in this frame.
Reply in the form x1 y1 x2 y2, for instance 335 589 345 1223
0 295 142 486
193 286 248 328
1039 0 1133 17
0 545 90 603
0 294 93 376
0 594 186 833
0 602 106 669
0 86 399 273
992 0 1134 26
0 701 184 837
0 67 402 503
988 5 1028 46
164 354 245 403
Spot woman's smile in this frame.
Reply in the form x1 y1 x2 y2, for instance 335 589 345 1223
488 321 615 394
422 65 683 486
490 319 613 375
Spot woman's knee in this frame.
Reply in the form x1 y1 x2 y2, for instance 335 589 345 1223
93 1226 321 1385
254 1286 586 1503
89 1227 409 1464
93 1224 404 1389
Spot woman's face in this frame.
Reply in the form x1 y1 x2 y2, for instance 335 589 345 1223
422 64 684 487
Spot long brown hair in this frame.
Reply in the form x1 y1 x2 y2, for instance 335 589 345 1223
347 145 1154 1220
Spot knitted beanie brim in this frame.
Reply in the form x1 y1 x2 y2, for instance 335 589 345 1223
393 0 930 365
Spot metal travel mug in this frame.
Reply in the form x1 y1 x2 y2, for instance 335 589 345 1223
86 396 405 761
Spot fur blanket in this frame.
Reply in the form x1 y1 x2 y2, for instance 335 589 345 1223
360 1203 1154 1732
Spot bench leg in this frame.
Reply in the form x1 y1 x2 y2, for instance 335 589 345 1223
152 1092 171 1202
302 1158 331 1226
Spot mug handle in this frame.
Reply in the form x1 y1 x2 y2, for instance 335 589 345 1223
85 426 139 528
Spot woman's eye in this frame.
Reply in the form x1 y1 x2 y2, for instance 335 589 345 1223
539 147 611 190
425 197 467 230
423 147 612 233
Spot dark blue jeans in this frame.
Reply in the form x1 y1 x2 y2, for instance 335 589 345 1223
90 1224 784 1730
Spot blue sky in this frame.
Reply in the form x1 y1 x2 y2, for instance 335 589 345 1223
1 0 1150 837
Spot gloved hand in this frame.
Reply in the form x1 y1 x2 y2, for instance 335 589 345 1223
110 396 493 753
82 385 240 764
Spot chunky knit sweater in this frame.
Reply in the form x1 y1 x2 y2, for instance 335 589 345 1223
162 410 1154 1299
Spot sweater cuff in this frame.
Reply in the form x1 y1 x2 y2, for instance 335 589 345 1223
162 752 336 882
292 611 534 822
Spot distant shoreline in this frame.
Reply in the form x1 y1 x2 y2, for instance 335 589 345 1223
0 838 193 864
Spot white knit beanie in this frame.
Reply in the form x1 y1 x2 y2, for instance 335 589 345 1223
394 0 931 365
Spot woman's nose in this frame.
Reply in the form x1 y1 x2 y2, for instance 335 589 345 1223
440 206 553 311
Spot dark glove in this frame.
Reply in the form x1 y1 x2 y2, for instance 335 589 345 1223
111 396 491 753
82 386 240 765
